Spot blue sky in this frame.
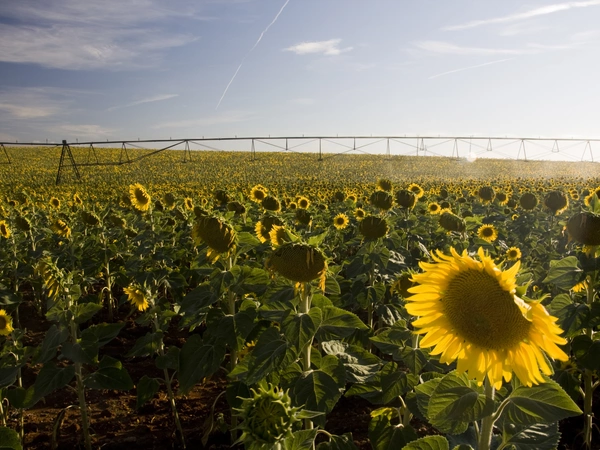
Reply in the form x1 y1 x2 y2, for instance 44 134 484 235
1 0 600 159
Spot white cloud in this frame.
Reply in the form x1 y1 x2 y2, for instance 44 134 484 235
498 22 549 37
0 87 74 119
444 1 600 31
107 94 179 111
284 39 353 56
415 41 530 55
0 0 203 70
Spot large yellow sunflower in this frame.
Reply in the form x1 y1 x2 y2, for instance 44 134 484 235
129 183 151 212
333 213 349 230
0 220 10 239
0 309 14 335
406 247 568 389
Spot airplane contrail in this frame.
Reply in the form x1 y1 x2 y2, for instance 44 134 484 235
428 58 514 79
216 0 291 110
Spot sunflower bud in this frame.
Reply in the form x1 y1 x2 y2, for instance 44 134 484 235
567 211 600 246
234 384 302 449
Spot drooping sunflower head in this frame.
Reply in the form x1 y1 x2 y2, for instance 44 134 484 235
332 213 349 230
478 186 495 203
358 215 388 240
123 286 149 312
478 224 498 243
354 207 366 221
192 215 236 261
0 220 10 239
370 190 394 211
294 208 312 226
269 225 293 247
0 309 14 336
266 242 327 285
332 191 346 202
163 192 176 209
439 211 466 233
543 190 569 215
73 193 83 206
250 185 268 203
566 211 600 246
15 216 30 232
81 210 100 227
214 189 230 206
407 247 568 388
51 219 71 238
262 195 281 212
129 183 151 212
506 247 522 261
184 197 194 211
49 197 61 209
376 178 393 192
395 189 417 209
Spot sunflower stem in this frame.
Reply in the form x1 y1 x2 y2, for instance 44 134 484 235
583 272 596 448
478 378 495 450
299 282 314 431
69 309 92 450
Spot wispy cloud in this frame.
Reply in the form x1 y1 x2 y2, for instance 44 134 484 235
0 87 76 119
0 0 204 70
54 124 116 138
216 0 292 110
428 58 514 79
415 41 529 56
444 1 600 31
107 94 178 111
284 39 353 56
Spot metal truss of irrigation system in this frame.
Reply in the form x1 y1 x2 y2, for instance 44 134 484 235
0 135 598 184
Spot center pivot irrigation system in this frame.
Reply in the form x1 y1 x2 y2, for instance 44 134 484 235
0 135 598 184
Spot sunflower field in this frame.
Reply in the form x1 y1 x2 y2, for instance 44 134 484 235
1 146 600 449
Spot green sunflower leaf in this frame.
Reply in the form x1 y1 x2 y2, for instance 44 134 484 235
500 379 582 426
402 435 449 450
0 426 22 450
500 422 561 450
542 256 582 290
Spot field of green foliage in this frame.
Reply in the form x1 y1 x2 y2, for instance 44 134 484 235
1 146 600 449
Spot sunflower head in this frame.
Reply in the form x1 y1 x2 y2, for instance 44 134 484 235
358 216 388 240
184 197 194 211
295 208 312 226
407 247 568 388
408 183 424 198
255 215 284 243
262 195 281 212
81 210 100 227
333 213 349 230
49 197 61 209
297 196 310 209
332 191 346 202
506 247 522 261
73 193 83 206
0 221 10 239
566 211 600 246
439 211 466 233
496 192 509 205
394 189 416 209
478 224 498 243
0 309 14 336
123 286 149 312
192 215 236 260
543 190 569 215
266 242 327 284
163 192 176 209
250 185 268 203
51 219 71 238
354 208 366 221
269 225 293 247
129 183 151 212
376 178 393 192
478 186 495 203
370 191 393 211
214 190 230 206
428 202 442 215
